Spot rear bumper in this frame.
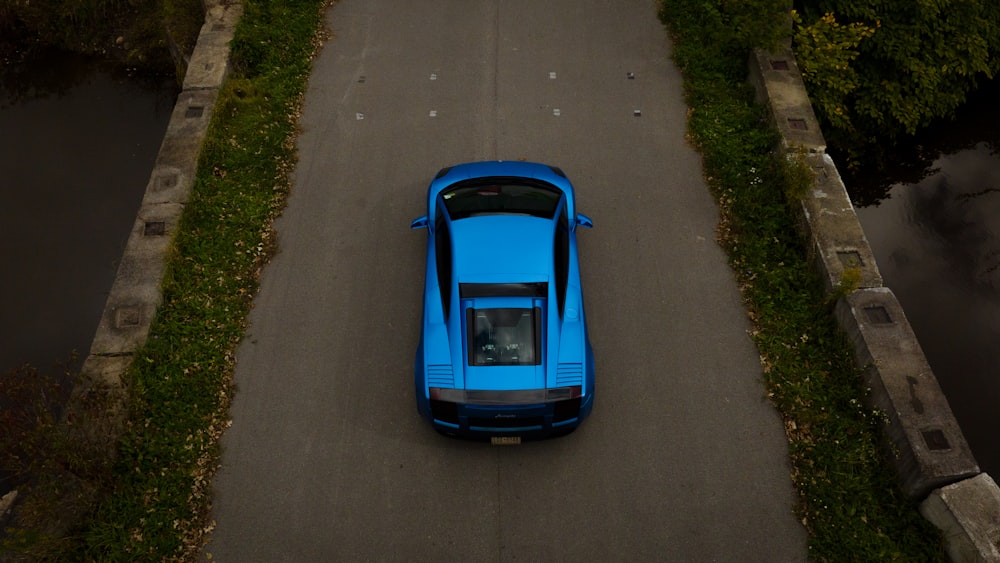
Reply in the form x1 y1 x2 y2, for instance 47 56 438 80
426 393 593 440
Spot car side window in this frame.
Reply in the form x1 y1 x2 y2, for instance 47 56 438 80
554 201 570 316
435 209 452 317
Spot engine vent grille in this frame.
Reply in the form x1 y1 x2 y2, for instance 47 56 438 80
556 362 583 386
427 364 454 387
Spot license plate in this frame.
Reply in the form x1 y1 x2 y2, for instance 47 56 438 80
491 436 522 446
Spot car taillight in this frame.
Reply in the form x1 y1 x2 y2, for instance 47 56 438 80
545 385 582 401
429 387 464 402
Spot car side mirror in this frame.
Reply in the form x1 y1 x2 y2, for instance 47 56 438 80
410 216 428 230
576 213 593 229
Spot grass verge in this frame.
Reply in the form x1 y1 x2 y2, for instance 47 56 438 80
78 2 329 559
658 1 945 561
0 1 326 560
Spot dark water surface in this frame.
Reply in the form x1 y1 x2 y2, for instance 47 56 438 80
0 50 177 375
848 82 1000 479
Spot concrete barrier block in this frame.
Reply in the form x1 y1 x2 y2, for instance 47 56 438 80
88 204 181 356
78 354 134 390
747 48 826 154
798 153 882 292
146 89 220 204
184 41 233 91
834 288 980 498
183 2 242 91
920 473 1000 562
164 89 219 142
205 0 244 29
152 134 202 200
88 300 158 360
142 165 192 206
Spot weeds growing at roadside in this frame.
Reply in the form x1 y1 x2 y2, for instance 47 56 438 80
659 1 944 560
0 361 122 560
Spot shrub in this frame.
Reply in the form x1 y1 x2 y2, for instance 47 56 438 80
794 0 1000 151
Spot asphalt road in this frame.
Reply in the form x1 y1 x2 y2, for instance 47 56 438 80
205 1 808 561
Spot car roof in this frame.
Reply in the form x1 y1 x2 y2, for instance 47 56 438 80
450 214 555 283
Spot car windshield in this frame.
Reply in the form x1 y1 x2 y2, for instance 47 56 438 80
467 307 541 366
442 178 561 220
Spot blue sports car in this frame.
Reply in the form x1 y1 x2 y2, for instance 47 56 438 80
410 161 594 443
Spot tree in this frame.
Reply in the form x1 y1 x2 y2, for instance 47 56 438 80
792 11 876 135
0 0 205 75
794 0 1000 144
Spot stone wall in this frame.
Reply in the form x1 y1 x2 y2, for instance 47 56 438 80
748 47 1000 562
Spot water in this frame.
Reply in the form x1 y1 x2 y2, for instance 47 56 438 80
848 82 1000 479
0 50 178 376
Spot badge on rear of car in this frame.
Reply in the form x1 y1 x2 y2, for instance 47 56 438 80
491 436 522 446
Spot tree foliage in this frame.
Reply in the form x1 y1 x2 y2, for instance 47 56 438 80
794 0 1000 144
714 0 792 53
663 0 1000 148
792 11 875 134
0 0 204 73
660 0 791 62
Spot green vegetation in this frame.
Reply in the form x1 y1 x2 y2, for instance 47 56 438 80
659 1 945 560
791 11 876 135
793 0 1000 160
81 1 327 558
0 0 205 76
0 1 327 560
1 363 121 561
703 1 1000 163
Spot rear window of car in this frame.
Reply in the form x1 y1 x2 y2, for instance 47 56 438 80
442 178 561 220
467 307 542 366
